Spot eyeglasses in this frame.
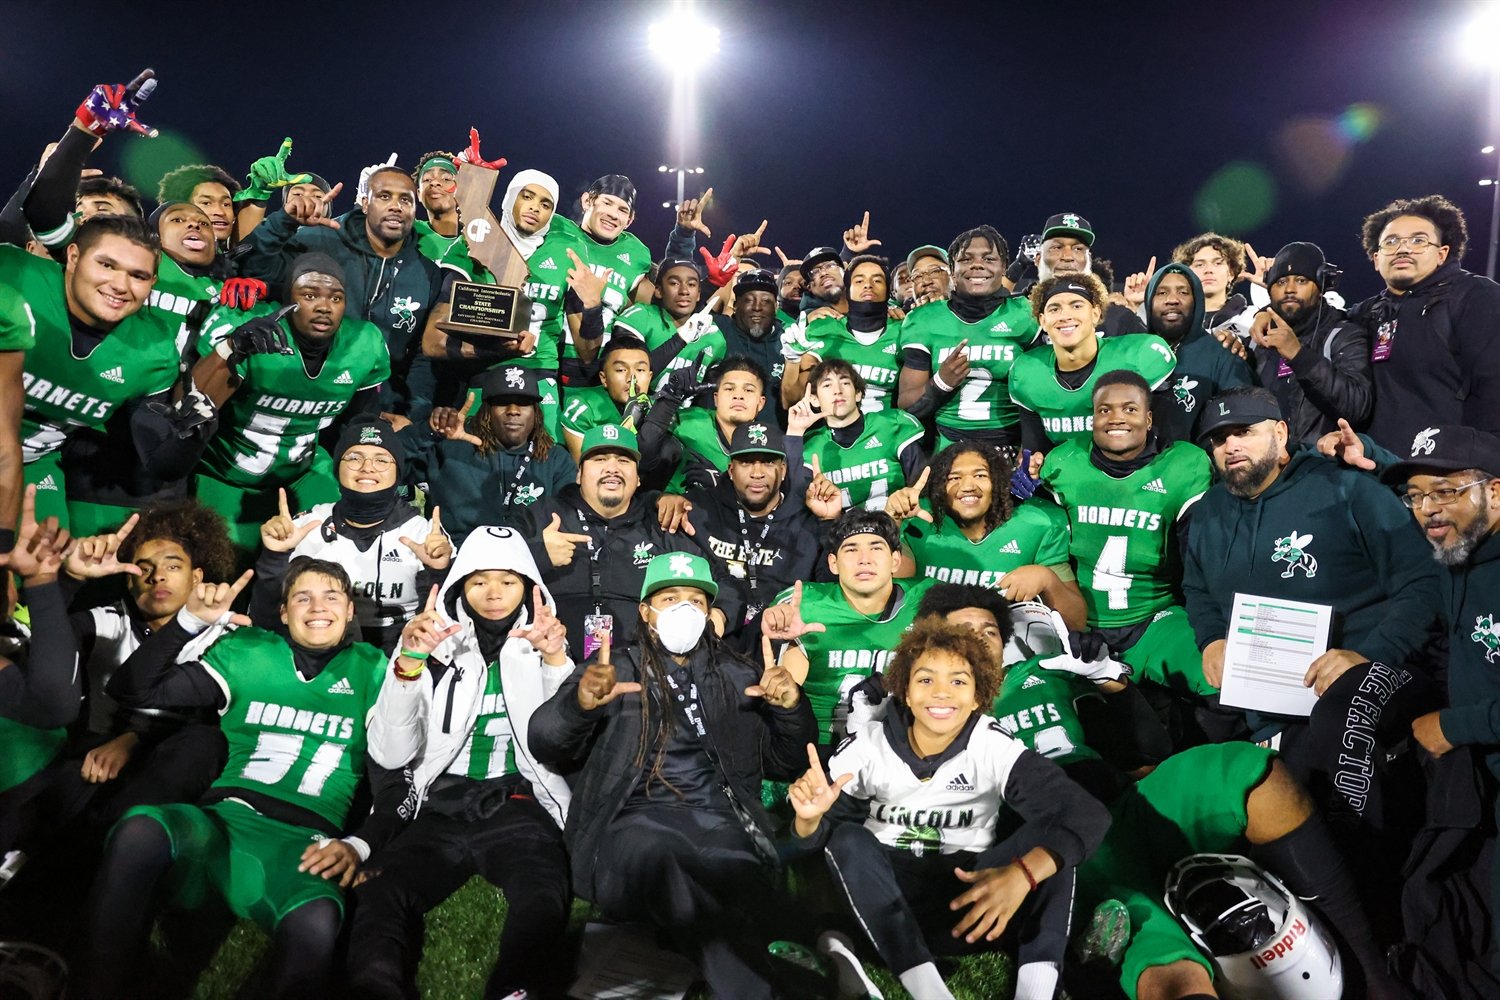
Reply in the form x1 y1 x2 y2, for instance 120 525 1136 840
910 266 948 280
340 452 394 469
1378 234 1440 254
1400 478 1492 509
807 261 843 278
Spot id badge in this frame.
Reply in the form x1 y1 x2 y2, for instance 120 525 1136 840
1371 321 1395 362
583 613 614 660
1276 358 1293 379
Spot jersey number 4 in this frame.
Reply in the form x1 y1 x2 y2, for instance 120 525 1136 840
1093 535 1134 611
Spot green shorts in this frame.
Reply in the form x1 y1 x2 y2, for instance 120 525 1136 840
1079 742 1276 999
194 452 340 557
121 798 345 930
1118 605 1216 697
22 452 68 527
0 716 66 793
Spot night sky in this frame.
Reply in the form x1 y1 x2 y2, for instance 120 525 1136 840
3 0 1495 302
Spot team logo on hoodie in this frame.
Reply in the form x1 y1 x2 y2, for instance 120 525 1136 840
1271 532 1318 578
632 541 655 567
1472 614 1500 663
1411 427 1439 457
390 295 421 332
1172 376 1199 412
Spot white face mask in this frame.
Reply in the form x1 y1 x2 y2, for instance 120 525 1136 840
652 601 707 654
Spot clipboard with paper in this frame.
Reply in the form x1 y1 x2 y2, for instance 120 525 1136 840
1218 594 1333 717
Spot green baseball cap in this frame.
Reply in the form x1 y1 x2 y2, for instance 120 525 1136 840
640 552 718 600
906 245 949 270
579 423 640 461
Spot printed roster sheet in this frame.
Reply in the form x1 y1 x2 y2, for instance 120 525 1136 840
1218 593 1333 717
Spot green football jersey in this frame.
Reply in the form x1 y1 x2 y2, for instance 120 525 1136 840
5 246 181 463
903 497 1072 588
446 663 518 780
667 407 731 493
990 656 1098 765
614 303 724 392
561 384 626 442
1041 438 1210 629
0 278 37 353
201 627 386 828
897 297 1040 433
144 254 217 357
554 217 651 357
413 221 491 281
802 409 923 511
1008 334 1177 446
517 226 588 371
803 316 902 411
775 577 933 741
197 302 391 487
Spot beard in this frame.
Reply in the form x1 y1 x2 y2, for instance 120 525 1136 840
1274 298 1313 325
1222 452 1281 498
1153 312 1192 343
1428 515 1491 566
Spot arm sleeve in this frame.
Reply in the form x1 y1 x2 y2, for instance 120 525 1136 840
0 168 39 249
996 746 1112 868
341 758 411 860
901 376 957 422
0 581 81 728
367 661 430 770
103 618 227 710
249 547 292 631
129 388 216 481
663 226 697 266
1284 318 1373 430
1017 408 1050 454
24 127 95 248
636 399 685 482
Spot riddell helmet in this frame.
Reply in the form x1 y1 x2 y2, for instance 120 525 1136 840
0 941 68 999
1164 854 1343 1000
1004 600 1065 666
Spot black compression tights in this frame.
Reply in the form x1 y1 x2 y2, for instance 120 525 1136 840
263 898 342 998
69 814 175 998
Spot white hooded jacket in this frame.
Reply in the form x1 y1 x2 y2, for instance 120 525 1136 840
368 524 573 826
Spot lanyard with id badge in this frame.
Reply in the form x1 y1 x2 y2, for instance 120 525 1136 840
574 508 613 659
737 505 775 625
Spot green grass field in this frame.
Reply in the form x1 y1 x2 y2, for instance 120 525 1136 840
179 877 1016 999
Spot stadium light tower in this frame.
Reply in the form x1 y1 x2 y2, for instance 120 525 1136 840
648 4 720 211
1465 5 1500 277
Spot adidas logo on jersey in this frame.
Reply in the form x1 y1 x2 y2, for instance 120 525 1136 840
1021 675 1045 689
865 436 883 449
999 539 1021 554
617 252 632 264
1142 478 1167 494
327 677 355 695
99 366 125 384
990 321 1012 333
382 549 404 562
882 343 898 354
944 772 976 792
538 257 558 270
34 474 58 491
333 370 353 385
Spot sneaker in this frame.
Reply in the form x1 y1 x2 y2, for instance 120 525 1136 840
1074 898 1131 968
817 931 885 999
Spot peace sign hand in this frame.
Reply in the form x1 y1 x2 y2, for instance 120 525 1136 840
788 742 853 838
676 187 713 238
746 633 802 708
261 488 321 553
399 507 452 569
1122 256 1157 309
565 248 608 309
577 632 641 711
885 466 932 524
65 513 144 581
760 580 828 642
843 211 882 254
186 569 254 626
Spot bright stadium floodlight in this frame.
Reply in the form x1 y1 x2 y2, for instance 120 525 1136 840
648 17 721 74
1463 5 1500 65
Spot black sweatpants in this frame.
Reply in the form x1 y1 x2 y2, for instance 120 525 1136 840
346 794 571 1000
591 805 785 1000
823 822 1076 976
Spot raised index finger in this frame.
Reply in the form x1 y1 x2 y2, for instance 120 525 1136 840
430 506 443 532
113 512 141 543
423 584 439 614
278 487 291 519
598 631 611 666
699 186 713 207
277 137 294 163
861 210 871 231
914 466 931 492
762 632 777 672
228 568 255 599
1146 255 1158 275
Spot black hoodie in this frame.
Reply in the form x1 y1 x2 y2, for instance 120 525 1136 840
1143 263 1253 443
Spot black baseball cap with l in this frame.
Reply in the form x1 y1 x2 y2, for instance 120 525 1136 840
1041 212 1095 247
1195 394 1284 444
1381 425 1500 485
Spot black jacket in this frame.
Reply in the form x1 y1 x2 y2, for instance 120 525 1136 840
528 639 816 900
1253 299 1372 444
1347 261 1500 452
1145 264 1254 442
525 485 742 660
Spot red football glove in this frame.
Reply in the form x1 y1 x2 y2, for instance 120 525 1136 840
74 69 158 138
219 277 268 311
455 127 507 170
700 236 740 287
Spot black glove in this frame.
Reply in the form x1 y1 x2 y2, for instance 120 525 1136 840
850 671 888 708
1005 255 1036 286
219 304 295 367
145 384 218 439
1066 628 1109 663
658 365 714 406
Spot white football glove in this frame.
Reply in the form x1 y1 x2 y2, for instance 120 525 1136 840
1037 608 1128 683
356 152 399 208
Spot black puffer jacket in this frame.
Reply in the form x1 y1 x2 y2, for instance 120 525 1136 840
528 638 816 900
1253 299 1372 444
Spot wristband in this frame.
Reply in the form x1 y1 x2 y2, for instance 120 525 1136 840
394 663 425 682
1012 856 1038 891
399 649 430 661
932 373 954 393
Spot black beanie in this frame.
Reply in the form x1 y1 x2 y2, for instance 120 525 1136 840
1265 242 1329 289
334 418 404 483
